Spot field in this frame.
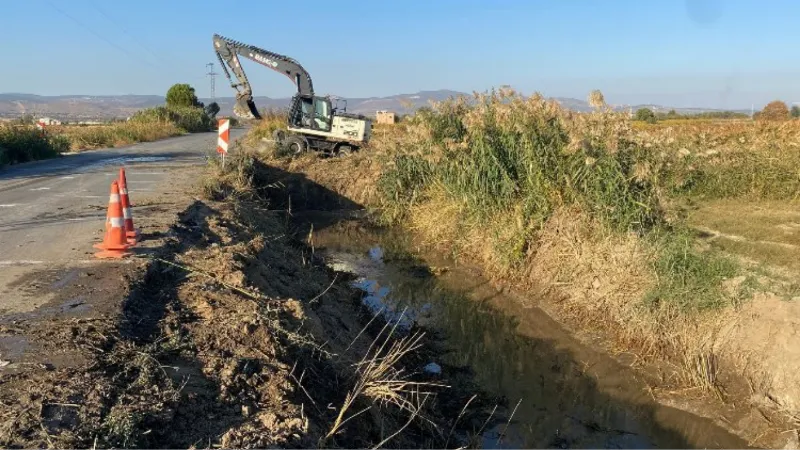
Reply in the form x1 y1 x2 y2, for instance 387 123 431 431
246 90 800 432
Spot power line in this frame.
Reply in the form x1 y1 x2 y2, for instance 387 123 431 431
45 0 157 69
89 1 164 65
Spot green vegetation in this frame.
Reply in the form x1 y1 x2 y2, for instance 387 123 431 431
657 109 751 120
0 126 70 166
374 89 746 312
59 121 183 151
644 228 739 312
165 83 203 108
57 83 216 152
635 107 658 124
130 105 213 133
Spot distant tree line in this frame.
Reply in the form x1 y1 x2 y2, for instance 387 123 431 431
633 108 750 124
633 100 800 123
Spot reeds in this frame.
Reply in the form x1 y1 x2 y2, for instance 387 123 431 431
57 120 183 151
367 89 760 394
0 124 70 165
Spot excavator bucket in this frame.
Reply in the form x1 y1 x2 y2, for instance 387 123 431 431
234 96 262 120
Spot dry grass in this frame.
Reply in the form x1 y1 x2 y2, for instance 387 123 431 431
243 110 290 148
240 91 800 411
324 316 445 445
51 121 183 151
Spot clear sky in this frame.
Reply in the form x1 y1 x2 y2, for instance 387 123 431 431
2 0 799 109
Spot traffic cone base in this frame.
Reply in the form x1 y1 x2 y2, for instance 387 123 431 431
94 249 133 259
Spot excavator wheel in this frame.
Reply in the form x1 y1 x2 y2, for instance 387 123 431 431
285 135 307 155
336 144 354 157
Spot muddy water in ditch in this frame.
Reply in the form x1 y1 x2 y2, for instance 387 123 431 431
309 220 748 449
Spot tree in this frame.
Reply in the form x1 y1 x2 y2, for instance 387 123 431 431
791 105 800 119
204 101 221 118
635 107 657 124
588 89 606 109
165 83 202 108
758 100 790 121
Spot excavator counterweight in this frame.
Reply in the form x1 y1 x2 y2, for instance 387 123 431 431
212 34 372 155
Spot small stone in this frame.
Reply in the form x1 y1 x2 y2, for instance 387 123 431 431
241 405 251 417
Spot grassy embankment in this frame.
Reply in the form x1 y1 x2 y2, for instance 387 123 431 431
0 106 214 167
244 90 800 416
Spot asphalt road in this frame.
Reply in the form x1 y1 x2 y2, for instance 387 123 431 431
0 130 245 315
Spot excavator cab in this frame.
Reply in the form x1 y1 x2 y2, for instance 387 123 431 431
289 95 332 132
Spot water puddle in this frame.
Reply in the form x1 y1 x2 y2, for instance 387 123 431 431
75 156 172 174
313 224 749 449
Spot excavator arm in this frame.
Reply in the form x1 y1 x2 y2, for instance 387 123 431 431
212 34 315 120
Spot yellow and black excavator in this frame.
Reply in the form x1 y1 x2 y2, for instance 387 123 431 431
213 34 372 155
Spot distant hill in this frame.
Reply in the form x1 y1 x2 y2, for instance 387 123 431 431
0 90 749 121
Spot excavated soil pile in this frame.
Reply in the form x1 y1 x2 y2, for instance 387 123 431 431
0 166 490 448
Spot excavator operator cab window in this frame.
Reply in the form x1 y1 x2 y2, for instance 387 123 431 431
313 98 332 132
299 97 313 128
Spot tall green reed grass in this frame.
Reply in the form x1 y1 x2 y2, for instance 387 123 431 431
376 88 741 312
380 88 663 233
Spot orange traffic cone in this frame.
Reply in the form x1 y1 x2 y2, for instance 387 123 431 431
93 181 132 259
118 167 139 244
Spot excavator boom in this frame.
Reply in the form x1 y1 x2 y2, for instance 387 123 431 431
212 34 315 120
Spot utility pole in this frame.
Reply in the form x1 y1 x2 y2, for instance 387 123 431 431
206 62 217 101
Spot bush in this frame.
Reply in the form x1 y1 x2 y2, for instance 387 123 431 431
166 83 202 108
205 102 221 118
635 108 657 124
0 126 69 165
131 106 212 133
758 100 790 121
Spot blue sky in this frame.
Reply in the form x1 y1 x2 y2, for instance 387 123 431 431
2 0 799 109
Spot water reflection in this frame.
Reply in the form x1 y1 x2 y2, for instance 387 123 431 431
318 233 748 449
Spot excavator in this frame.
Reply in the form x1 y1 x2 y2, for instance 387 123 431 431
212 34 372 155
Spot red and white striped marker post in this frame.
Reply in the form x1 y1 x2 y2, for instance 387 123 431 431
217 118 230 168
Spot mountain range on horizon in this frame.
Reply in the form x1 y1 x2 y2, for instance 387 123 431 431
0 90 752 121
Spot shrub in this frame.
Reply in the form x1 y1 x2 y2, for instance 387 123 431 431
131 106 212 133
0 126 69 165
635 108 657 124
758 100 790 121
165 83 202 108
